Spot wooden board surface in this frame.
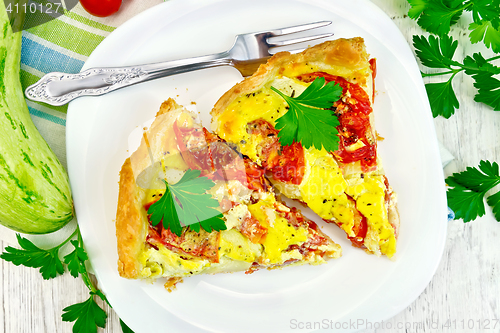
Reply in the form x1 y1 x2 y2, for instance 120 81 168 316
2 1 499 332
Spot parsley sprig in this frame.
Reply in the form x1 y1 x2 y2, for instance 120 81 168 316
0 232 70 279
0 227 134 333
148 169 226 237
408 0 500 53
61 229 110 333
413 34 500 118
270 77 343 152
446 160 500 222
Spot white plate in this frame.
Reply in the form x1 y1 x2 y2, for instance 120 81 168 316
66 0 448 332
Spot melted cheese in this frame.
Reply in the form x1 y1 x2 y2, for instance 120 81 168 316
139 245 209 279
219 229 262 262
145 188 165 204
217 88 283 161
208 180 253 205
247 196 308 264
216 77 307 162
299 147 355 236
345 139 366 152
345 175 396 257
224 203 250 230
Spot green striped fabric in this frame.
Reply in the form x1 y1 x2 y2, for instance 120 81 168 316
18 1 165 170
21 9 115 116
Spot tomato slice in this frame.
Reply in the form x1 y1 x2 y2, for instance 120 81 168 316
146 223 220 263
173 120 269 191
80 0 122 17
296 72 377 171
369 58 377 102
282 209 332 255
247 119 306 185
238 214 268 244
173 122 213 174
296 72 371 115
346 195 368 248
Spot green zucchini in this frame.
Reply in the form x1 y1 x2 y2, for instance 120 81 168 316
0 1 73 233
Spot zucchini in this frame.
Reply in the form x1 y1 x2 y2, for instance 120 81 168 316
0 1 73 233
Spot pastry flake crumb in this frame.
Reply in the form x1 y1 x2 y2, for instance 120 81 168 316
164 277 183 292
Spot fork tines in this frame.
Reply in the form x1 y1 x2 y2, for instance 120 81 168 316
266 21 333 52
270 21 332 36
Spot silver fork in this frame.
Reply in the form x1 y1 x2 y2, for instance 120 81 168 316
25 21 332 106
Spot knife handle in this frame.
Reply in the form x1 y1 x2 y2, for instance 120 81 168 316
25 52 231 106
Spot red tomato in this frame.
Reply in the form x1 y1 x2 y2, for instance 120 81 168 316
80 0 122 17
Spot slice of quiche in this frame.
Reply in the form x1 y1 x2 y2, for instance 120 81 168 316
115 98 341 289
210 38 399 258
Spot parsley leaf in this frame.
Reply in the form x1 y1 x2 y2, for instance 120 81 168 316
447 186 486 222
414 34 500 116
469 21 500 53
413 34 460 69
120 319 135 333
60 230 110 333
415 0 464 36
446 160 500 222
469 0 500 28
407 0 500 51
61 293 107 333
487 191 500 221
471 72 500 110
148 169 226 236
271 77 342 152
0 234 64 280
413 35 461 117
148 181 181 235
463 53 500 110
63 240 89 278
171 171 226 233
425 79 460 118
463 52 500 75
408 0 430 19
468 0 500 51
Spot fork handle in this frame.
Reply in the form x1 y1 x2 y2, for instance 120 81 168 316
25 51 231 106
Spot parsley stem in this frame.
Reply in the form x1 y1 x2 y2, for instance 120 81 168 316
76 231 95 293
422 71 454 77
52 226 78 251
460 1 474 12
485 55 500 62
421 70 458 77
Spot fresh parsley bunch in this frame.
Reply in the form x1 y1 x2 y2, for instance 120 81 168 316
0 227 134 333
413 34 500 118
446 160 500 222
408 0 500 53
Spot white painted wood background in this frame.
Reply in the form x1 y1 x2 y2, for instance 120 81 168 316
1 0 499 332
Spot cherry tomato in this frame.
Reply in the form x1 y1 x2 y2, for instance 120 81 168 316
80 0 122 17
